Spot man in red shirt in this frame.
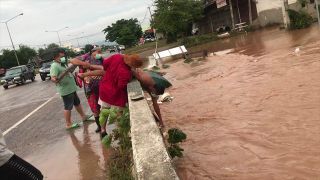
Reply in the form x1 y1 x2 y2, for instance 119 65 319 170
79 54 143 137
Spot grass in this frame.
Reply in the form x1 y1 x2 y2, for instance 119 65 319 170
102 108 134 179
125 30 251 57
124 39 168 54
108 150 134 180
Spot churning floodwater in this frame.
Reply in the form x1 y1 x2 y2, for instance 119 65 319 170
161 25 320 180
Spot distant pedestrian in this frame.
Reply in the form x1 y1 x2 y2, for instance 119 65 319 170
0 129 43 180
70 46 103 133
50 48 89 129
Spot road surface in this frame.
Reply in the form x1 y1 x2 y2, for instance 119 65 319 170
0 76 110 180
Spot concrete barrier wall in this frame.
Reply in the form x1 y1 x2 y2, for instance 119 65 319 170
127 80 179 180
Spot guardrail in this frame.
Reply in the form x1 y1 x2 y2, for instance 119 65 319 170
127 80 179 180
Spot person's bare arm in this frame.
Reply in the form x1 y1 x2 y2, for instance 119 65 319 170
80 70 105 78
89 64 103 70
151 96 164 128
70 58 90 68
51 76 58 84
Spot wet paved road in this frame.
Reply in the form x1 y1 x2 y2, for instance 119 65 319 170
0 75 109 180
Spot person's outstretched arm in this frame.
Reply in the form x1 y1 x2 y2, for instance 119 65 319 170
151 95 164 128
80 70 105 78
89 64 103 70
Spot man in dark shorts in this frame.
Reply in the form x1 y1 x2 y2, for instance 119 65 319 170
50 48 88 129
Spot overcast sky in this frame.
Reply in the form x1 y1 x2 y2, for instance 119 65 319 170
0 0 153 50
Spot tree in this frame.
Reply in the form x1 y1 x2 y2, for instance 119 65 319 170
64 48 77 58
0 45 37 69
153 0 203 43
102 18 143 47
84 44 93 53
38 48 45 56
47 43 59 49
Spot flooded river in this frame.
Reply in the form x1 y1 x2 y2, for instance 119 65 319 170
161 25 320 179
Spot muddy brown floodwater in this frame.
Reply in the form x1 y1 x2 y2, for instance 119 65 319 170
161 25 320 180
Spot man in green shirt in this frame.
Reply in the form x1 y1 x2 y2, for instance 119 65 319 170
50 48 89 129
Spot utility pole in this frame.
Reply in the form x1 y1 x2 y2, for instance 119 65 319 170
1 13 24 66
281 0 290 29
148 6 158 55
316 0 320 26
229 0 235 29
45 26 69 46
248 0 252 24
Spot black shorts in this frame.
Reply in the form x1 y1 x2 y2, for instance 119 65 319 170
0 154 43 180
62 92 81 110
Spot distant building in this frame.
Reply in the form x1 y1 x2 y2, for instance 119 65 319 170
198 0 258 34
256 0 318 26
197 0 318 34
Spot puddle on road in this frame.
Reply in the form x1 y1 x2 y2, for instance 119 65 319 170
26 123 110 180
161 25 320 179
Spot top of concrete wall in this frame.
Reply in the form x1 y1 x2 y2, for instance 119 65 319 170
127 80 179 180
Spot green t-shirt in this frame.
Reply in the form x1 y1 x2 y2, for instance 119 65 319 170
50 61 77 96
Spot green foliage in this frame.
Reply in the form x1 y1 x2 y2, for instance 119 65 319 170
287 9 313 29
167 128 187 158
100 108 134 179
162 64 170 69
153 0 203 43
168 128 187 144
84 44 93 54
297 0 307 7
47 43 59 49
38 48 45 56
0 45 37 69
168 144 184 158
183 57 193 64
182 33 218 48
64 48 77 58
152 66 161 71
102 18 142 48
108 150 134 180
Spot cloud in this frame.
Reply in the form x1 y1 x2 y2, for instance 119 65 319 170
0 0 153 49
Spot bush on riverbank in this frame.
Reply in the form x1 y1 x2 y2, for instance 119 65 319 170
287 9 313 29
182 33 218 48
102 108 134 180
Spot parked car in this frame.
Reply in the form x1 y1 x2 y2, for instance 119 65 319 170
145 36 155 42
1 65 36 89
39 61 52 81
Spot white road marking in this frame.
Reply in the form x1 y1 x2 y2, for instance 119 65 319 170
3 96 55 136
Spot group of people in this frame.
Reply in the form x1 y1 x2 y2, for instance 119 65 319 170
51 45 169 138
0 45 171 179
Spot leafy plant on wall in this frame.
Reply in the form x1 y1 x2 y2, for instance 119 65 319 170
167 128 187 158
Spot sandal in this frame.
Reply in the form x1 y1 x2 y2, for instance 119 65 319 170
66 122 80 130
82 114 94 122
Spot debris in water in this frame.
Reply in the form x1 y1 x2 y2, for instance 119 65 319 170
158 92 174 103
